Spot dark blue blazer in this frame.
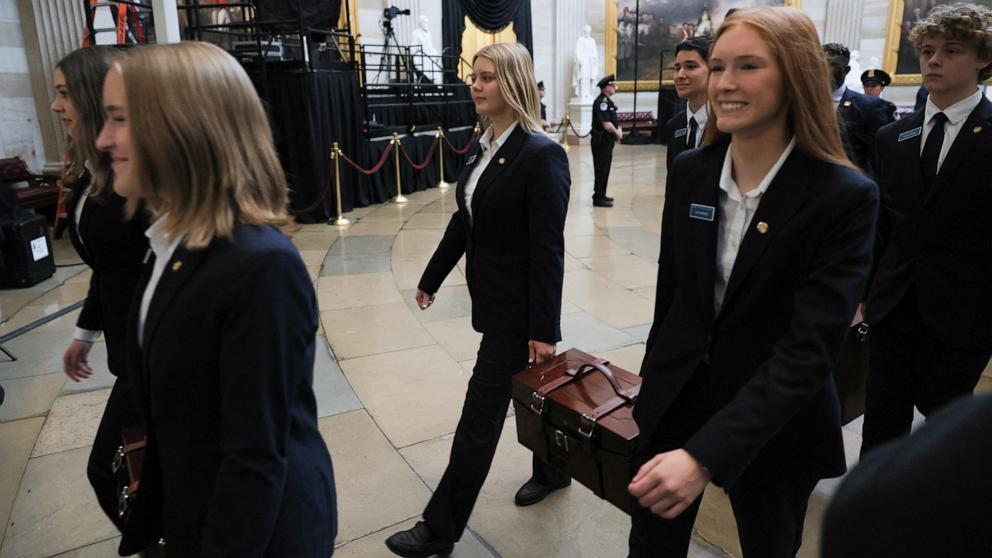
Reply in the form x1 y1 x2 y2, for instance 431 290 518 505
636 143 878 488
822 393 992 557
837 87 895 176
66 180 148 376
124 224 336 557
662 109 694 173
866 97 992 349
418 126 570 343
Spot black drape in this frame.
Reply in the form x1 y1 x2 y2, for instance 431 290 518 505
655 86 684 144
442 0 533 76
250 66 365 220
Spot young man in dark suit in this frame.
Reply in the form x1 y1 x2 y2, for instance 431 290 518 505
824 43 895 176
662 35 713 172
861 3 992 455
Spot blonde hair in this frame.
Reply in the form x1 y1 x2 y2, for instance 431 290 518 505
117 42 291 248
702 7 854 170
472 43 545 135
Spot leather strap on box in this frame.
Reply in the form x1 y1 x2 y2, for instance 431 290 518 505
535 358 610 397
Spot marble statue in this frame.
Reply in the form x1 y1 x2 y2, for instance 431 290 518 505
411 15 441 83
573 24 598 100
845 49 865 93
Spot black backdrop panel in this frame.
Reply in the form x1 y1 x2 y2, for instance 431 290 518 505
252 0 342 31
250 67 365 220
442 0 533 75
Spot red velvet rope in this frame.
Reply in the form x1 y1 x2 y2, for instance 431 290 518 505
338 142 394 175
399 136 439 170
290 166 334 215
567 121 592 139
444 131 479 155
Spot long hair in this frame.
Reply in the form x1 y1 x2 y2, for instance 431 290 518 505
117 42 292 248
56 46 121 198
472 43 545 135
702 7 854 169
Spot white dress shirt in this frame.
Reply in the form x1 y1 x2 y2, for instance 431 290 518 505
464 121 518 218
138 217 184 347
831 85 846 111
686 102 709 148
921 88 983 173
714 138 796 315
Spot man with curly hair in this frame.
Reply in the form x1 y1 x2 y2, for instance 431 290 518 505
863 2 992 456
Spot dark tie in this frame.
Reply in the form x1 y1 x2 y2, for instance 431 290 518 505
686 117 698 148
921 112 948 188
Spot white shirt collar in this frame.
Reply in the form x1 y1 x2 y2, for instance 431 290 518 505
924 88 983 126
831 84 847 104
687 102 708 129
719 137 797 200
480 121 518 153
145 216 185 259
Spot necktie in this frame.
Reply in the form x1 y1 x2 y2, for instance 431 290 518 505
687 117 698 148
921 112 948 189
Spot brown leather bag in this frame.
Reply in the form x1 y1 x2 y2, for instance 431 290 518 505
512 348 641 514
114 424 147 520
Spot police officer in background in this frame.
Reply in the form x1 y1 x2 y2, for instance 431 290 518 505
861 68 897 121
591 74 622 207
538 81 550 131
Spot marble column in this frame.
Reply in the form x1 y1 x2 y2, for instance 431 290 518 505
554 0 585 133
16 0 85 171
151 0 180 43
824 0 865 49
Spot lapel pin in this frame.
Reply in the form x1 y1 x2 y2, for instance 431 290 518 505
498 157 506 165
843 100 852 107
171 261 183 272
974 126 982 134
756 222 769 234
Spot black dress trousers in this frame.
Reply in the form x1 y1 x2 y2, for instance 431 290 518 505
423 335 566 541
591 135 615 199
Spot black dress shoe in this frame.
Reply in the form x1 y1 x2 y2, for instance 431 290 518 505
592 197 614 207
603 195 615 202
385 521 454 557
514 476 572 507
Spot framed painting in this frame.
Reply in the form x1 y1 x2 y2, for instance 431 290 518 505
883 0 992 86
605 0 801 92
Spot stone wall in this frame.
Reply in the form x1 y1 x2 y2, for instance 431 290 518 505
0 0 44 171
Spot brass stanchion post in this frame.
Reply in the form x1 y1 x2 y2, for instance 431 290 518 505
436 127 449 189
330 142 351 226
558 116 570 152
391 132 408 203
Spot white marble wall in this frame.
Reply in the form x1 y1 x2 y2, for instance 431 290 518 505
0 0 45 171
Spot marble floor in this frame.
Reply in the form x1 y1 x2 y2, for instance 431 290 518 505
0 144 988 558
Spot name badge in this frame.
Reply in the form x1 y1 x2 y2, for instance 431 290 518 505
466 154 478 165
689 203 715 222
898 127 922 142
674 128 688 138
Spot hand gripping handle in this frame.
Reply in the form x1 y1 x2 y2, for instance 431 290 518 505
567 360 632 400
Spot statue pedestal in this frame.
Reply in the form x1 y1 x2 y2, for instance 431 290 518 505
566 97 594 143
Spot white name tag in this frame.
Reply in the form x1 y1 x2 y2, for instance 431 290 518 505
674 128 688 138
30 236 49 261
898 127 922 142
466 154 478 165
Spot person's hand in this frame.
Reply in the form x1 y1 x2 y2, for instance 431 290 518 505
63 339 94 382
851 302 865 326
628 449 711 519
614 129 623 142
415 289 435 310
528 340 556 365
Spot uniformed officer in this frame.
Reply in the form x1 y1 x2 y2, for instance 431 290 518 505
861 68 897 120
538 81 550 131
591 74 622 207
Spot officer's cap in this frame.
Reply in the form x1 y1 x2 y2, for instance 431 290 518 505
597 74 616 88
860 68 892 87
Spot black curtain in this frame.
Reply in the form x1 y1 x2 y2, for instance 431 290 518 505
442 0 533 76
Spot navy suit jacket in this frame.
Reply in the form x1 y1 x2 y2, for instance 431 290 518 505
636 143 878 488
419 126 570 343
662 109 695 173
866 97 992 349
837 87 895 176
66 181 148 375
124 224 336 557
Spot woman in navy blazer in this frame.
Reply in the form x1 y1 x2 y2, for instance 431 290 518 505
627 8 878 557
95 42 336 557
386 43 571 557
51 46 149 531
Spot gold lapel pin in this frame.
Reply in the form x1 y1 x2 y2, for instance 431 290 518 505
843 100 852 107
171 261 183 272
974 126 982 134
756 222 769 234
498 157 506 165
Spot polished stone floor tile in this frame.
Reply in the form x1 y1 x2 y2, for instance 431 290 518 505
312 336 362 418
402 212 451 230
334 518 494 558
632 286 656 302
0 372 64 423
320 254 392 277
580 254 658 290
423 317 483 362
328 234 395 256
0 331 107 382
563 270 654 330
564 234 632 259
297 248 327 267
32 389 110 458
401 285 472 323
359 203 425 223
391 229 444 260
51 537 120 557
318 410 431 544
0 417 44 545
623 324 652 343
339 345 470 448
559 311 637 354
598 343 647 375
0 304 80 338
339 220 403 236
391 258 466 291
291 228 340 251
321 302 434 360
1 446 117 558
317 272 403 311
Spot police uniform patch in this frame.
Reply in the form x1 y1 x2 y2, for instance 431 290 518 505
600 102 608 111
